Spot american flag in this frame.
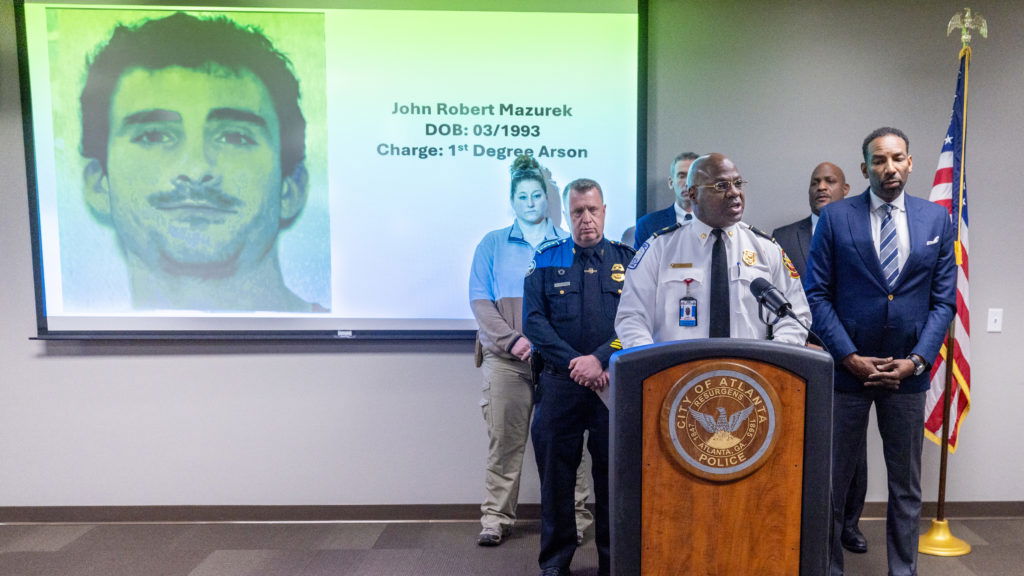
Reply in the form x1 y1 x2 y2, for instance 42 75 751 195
925 49 972 453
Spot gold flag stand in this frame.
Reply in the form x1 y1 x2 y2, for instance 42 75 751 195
919 7 984 557
919 323 971 556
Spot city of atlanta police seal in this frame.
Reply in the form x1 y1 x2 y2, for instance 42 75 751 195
661 363 781 482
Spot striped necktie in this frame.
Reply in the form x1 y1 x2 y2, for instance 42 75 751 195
879 203 900 288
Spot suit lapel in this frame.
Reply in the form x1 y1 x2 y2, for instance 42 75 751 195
895 195 927 287
796 217 811 269
848 191 888 290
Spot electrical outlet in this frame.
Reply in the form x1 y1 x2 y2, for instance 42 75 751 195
987 308 1003 333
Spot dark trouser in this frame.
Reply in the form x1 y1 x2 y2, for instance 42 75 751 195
830 389 926 576
532 371 609 575
844 442 869 533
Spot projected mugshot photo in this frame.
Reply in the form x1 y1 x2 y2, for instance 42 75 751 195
55 10 328 313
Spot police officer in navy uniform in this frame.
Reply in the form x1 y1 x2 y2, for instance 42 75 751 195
524 178 634 576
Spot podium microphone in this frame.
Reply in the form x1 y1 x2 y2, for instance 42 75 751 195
750 277 792 317
749 278 826 350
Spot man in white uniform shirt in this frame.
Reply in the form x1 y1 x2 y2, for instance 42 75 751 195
615 153 810 348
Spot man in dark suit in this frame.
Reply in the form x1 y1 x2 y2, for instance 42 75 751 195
773 162 850 277
773 163 869 555
633 151 699 248
805 127 956 576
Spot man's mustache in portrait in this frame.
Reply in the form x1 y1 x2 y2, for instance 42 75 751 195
148 180 242 212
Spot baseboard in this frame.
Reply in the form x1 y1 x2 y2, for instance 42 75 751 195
0 504 542 523
1 501 1019 524
862 501 1024 519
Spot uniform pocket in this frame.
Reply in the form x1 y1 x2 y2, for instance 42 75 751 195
661 268 704 329
600 274 626 319
545 281 580 321
733 264 772 290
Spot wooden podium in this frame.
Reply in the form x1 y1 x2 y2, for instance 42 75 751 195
609 339 833 576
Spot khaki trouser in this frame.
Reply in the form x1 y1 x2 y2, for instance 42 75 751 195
480 352 593 533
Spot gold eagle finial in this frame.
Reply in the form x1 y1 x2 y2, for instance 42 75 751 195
947 8 988 48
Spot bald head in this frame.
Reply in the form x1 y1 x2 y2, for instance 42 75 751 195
807 162 850 215
686 153 727 190
686 153 745 228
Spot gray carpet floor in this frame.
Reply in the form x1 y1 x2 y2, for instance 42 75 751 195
0 517 1019 575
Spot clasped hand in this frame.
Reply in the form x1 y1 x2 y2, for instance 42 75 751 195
841 353 916 390
569 355 608 391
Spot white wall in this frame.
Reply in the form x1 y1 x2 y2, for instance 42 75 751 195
1 0 1021 508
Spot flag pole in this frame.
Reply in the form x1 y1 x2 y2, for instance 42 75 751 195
919 8 982 557
919 323 969 555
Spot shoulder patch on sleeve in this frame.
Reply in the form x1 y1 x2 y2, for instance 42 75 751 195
628 241 649 269
783 253 800 279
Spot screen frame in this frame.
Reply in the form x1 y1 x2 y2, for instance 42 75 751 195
14 0 649 341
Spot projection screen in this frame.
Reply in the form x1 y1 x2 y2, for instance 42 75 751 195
16 0 644 338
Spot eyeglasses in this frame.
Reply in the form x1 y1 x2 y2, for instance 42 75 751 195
697 178 748 193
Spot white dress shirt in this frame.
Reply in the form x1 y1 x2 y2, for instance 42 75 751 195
674 202 693 224
615 218 810 348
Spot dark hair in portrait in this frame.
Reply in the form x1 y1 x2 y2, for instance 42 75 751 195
861 126 910 161
509 154 547 200
79 11 306 178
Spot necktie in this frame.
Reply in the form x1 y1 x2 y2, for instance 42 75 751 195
581 247 602 352
879 204 900 289
709 229 730 337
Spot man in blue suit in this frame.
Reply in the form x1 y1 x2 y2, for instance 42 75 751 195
805 127 956 576
633 151 699 248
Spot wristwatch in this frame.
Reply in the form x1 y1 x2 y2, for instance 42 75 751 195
907 354 927 376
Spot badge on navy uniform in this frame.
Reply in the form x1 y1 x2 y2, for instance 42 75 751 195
611 263 625 282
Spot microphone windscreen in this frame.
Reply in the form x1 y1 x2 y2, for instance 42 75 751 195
750 277 772 299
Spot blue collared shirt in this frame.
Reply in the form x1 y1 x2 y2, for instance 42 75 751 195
469 219 568 303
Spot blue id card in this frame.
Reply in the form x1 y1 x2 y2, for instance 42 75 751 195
679 296 697 327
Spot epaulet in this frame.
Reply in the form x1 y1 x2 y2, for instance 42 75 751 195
536 236 569 254
607 239 637 254
744 222 774 241
650 222 682 240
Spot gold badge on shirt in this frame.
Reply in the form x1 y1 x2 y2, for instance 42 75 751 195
742 250 757 266
611 263 625 282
